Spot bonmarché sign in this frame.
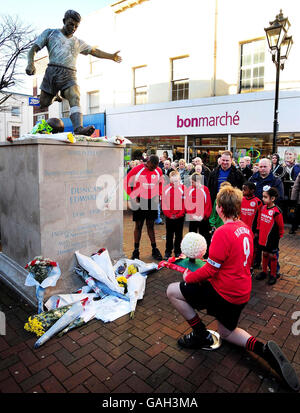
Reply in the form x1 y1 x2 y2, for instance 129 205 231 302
106 91 300 137
176 111 240 129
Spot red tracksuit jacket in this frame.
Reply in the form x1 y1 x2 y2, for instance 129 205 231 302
124 164 163 199
161 183 185 219
184 185 212 219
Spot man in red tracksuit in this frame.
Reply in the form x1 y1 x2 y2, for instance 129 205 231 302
161 171 185 260
124 155 163 260
185 173 212 257
255 187 285 285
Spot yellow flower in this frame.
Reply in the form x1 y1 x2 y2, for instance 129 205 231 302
67 133 76 143
127 265 137 275
117 276 127 284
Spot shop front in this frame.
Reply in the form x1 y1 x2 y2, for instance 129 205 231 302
106 90 300 168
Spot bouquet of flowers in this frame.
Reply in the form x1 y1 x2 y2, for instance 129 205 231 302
34 298 91 348
31 119 52 134
24 304 72 337
25 256 61 314
127 273 146 319
113 258 158 279
116 276 128 294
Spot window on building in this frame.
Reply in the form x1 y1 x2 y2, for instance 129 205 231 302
89 50 101 75
134 66 148 105
11 106 20 116
12 126 20 138
171 56 189 101
61 99 70 118
240 39 265 92
88 91 100 114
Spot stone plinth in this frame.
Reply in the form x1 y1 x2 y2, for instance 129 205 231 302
0 138 124 304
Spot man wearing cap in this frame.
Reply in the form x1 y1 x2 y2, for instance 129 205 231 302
26 10 122 136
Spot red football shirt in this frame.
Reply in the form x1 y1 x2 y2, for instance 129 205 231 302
124 164 163 199
257 205 284 247
240 196 262 233
185 220 253 305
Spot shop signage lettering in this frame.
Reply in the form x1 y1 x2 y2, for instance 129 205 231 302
176 111 240 128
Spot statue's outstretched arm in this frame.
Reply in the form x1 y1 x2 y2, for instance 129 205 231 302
90 48 122 63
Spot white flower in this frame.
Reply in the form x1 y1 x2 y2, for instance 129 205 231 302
180 232 207 259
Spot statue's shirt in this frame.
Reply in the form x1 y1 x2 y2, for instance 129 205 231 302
34 29 92 70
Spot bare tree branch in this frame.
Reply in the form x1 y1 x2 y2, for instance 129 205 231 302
0 93 12 107
0 15 36 103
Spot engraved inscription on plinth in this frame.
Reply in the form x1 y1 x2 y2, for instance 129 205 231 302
0 140 124 302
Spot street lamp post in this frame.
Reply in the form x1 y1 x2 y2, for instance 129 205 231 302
264 10 293 154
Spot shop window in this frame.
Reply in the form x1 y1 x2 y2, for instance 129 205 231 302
133 65 148 105
61 99 70 118
11 126 20 138
239 39 265 92
171 56 189 101
89 49 101 75
88 91 100 114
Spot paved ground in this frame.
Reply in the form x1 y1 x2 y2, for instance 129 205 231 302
0 210 299 394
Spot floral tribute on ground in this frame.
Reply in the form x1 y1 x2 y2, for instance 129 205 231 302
24 256 61 314
24 248 158 348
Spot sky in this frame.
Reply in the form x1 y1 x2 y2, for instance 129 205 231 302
1 0 117 93
1 0 116 33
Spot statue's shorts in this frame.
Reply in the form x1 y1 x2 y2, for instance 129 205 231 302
180 280 247 331
40 64 77 96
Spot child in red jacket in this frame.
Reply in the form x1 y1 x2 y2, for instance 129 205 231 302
255 187 284 285
161 171 185 260
185 173 212 258
240 181 263 273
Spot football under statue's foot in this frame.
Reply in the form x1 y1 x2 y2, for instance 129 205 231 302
74 125 95 136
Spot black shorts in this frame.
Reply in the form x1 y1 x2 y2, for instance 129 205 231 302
40 64 77 96
180 281 247 331
260 245 279 255
131 197 159 222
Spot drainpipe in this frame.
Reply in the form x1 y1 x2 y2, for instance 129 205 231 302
184 136 188 162
228 134 231 151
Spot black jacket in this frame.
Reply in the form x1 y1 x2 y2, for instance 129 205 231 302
208 165 245 203
237 166 252 181
249 172 284 202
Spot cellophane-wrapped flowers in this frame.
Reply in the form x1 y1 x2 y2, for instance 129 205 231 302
25 256 61 314
24 304 72 337
25 256 58 284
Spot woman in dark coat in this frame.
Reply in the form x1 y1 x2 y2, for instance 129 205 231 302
271 153 284 179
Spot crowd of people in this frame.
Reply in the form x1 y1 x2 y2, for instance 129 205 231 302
124 149 300 392
125 149 300 268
